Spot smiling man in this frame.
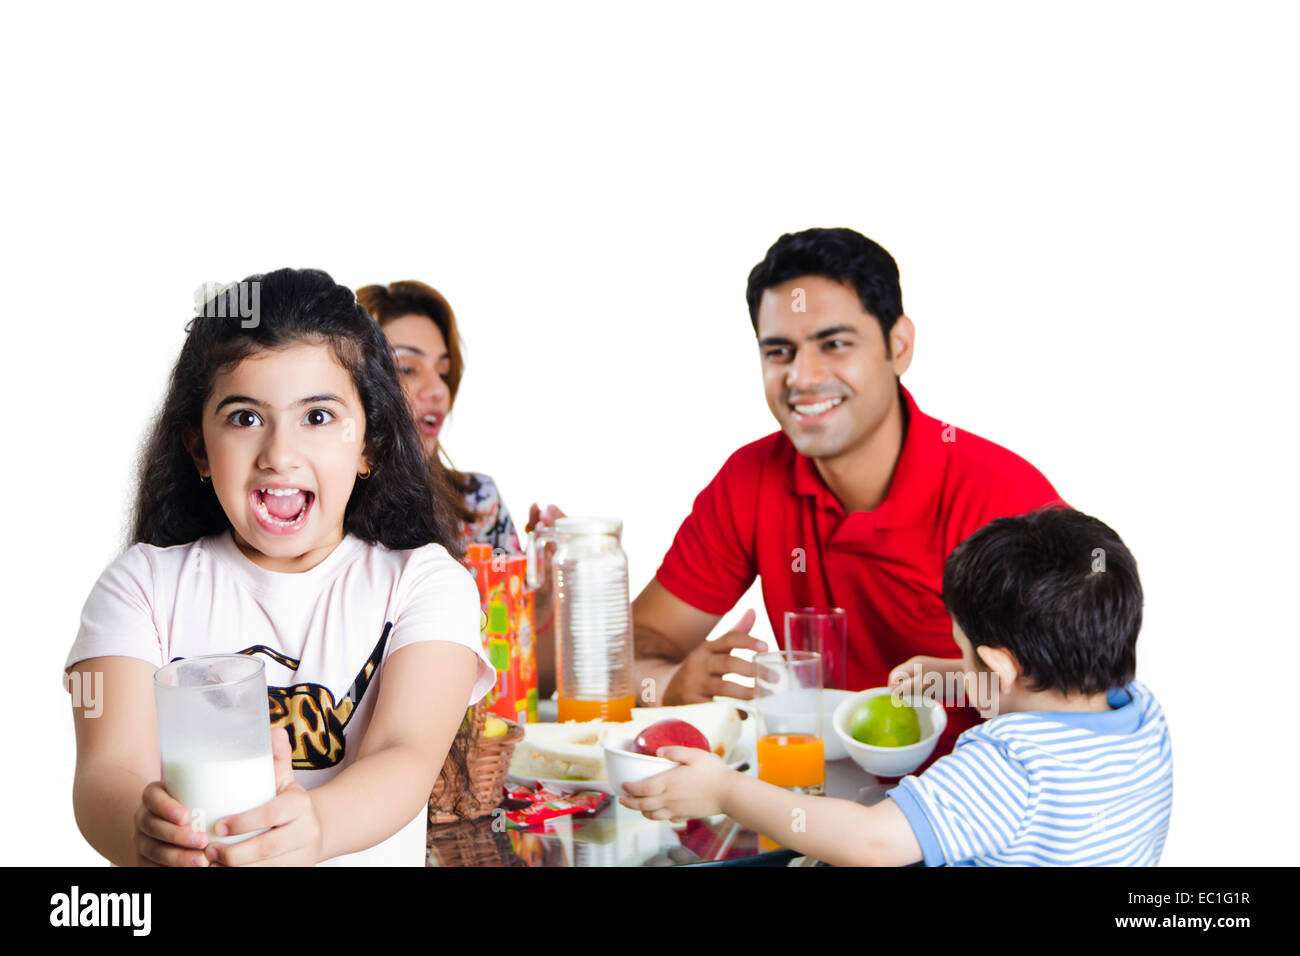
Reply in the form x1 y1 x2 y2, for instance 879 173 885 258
633 228 1066 760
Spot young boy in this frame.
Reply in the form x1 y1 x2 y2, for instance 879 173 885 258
620 507 1174 866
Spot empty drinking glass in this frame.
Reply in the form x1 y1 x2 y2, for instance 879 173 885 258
785 607 849 689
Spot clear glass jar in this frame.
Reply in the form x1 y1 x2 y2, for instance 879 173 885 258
527 516 633 722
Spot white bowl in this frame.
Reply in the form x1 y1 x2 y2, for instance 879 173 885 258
821 690 856 761
832 688 947 778
601 736 680 795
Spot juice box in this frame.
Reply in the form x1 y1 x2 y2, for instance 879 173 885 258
513 558 539 723
463 546 538 723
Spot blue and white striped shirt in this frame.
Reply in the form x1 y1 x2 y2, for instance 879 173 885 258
888 680 1173 866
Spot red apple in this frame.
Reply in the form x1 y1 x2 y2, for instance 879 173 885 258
634 719 710 756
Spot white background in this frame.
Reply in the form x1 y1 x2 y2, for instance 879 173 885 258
2 1 1296 866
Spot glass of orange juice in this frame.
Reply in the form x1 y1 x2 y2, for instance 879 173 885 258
754 650 824 797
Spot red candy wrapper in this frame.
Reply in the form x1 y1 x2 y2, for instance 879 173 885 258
502 784 610 829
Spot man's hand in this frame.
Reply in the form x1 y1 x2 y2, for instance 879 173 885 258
619 746 735 822
662 609 768 705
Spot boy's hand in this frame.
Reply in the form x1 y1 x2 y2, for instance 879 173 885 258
618 747 734 822
889 655 963 701
203 727 323 867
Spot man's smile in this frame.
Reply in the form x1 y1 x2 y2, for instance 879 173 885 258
789 395 846 424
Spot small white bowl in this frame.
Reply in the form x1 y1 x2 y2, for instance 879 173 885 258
821 690 856 761
601 736 680 795
832 688 947 778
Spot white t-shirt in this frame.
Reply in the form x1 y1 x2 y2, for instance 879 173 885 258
64 529 494 867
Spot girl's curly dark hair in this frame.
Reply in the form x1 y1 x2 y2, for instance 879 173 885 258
130 267 463 557
130 267 475 817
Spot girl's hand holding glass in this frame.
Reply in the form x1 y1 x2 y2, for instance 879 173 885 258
133 779 213 867
201 727 324 867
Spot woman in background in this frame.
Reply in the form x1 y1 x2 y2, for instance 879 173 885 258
357 280 560 696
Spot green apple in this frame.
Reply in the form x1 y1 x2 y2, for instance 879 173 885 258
848 696 922 747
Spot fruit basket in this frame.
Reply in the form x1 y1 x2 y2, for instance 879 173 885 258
428 699 524 824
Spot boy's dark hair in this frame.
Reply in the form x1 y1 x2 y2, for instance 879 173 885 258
130 267 463 559
745 228 904 346
942 507 1142 696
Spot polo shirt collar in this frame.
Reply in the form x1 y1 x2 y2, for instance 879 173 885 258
789 384 945 529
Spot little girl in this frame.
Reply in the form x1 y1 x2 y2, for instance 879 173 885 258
64 268 494 867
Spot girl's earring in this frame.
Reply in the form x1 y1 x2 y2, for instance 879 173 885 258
198 469 210 483
358 467 371 480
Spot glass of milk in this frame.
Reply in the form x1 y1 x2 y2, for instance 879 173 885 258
154 655 277 845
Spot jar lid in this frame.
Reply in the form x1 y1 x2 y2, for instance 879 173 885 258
555 516 623 537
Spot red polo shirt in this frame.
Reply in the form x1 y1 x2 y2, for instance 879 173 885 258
655 384 1066 763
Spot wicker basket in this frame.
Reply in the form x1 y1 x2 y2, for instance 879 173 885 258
428 699 525 824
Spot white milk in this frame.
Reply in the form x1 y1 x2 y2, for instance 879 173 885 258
162 753 277 845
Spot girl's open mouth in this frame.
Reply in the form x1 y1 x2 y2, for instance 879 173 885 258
249 487 314 535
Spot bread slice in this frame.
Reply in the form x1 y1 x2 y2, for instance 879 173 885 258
509 721 607 781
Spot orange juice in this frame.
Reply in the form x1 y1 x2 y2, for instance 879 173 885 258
557 694 635 723
757 733 825 792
